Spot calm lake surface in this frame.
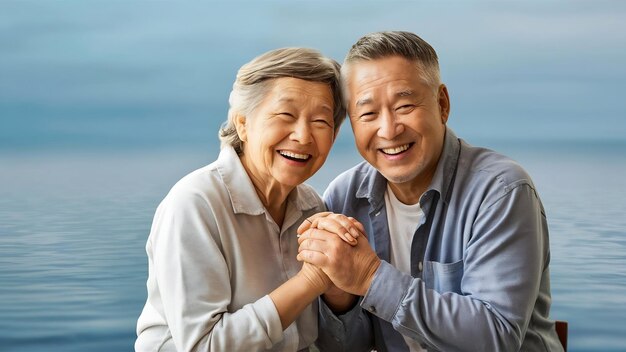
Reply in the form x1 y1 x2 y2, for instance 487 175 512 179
1 141 625 352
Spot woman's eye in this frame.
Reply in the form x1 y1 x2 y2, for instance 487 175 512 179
313 118 333 126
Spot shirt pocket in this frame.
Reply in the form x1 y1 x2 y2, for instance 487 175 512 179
422 259 464 294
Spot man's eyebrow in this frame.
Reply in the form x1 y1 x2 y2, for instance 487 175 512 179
397 89 414 97
356 90 414 107
355 97 373 107
277 96 296 104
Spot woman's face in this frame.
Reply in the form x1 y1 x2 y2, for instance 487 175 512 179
237 77 336 190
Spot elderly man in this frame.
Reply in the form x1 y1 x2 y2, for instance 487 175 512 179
298 31 563 351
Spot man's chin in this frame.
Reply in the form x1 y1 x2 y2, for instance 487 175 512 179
379 170 420 185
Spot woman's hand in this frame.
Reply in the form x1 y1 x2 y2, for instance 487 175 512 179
297 262 332 295
297 212 365 246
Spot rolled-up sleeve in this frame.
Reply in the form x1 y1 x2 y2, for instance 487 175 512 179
361 182 547 352
150 191 284 351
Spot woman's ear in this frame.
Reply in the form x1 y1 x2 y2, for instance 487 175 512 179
235 114 247 142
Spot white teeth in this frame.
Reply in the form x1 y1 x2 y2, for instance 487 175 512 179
279 150 310 160
381 144 410 155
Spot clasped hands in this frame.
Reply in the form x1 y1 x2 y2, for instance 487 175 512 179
295 212 381 300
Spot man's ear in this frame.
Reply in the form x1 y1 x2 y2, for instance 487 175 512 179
234 114 247 142
438 84 451 124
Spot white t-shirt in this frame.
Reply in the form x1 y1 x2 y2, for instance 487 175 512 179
385 184 426 352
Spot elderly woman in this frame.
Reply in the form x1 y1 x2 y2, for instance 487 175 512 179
135 48 361 351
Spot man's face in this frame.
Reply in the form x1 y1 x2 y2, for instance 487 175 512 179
345 56 450 191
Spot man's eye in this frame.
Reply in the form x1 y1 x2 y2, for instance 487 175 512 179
359 112 376 120
396 105 414 112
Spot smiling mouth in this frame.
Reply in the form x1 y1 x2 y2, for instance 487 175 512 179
278 150 311 162
380 143 413 155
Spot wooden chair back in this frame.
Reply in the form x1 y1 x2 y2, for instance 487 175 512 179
555 320 568 351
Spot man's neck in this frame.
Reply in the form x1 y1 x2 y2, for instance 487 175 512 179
387 178 429 205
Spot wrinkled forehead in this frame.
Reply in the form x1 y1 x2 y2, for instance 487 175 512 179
343 57 432 103
264 78 335 112
354 88 416 107
342 55 437 88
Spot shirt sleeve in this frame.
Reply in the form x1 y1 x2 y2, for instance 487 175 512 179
150 189 284 351
361 182 548 351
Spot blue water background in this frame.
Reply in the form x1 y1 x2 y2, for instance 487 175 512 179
1 139 625 352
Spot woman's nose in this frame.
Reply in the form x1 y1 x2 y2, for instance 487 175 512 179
290 119 313 144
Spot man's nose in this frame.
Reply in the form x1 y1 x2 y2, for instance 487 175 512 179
377 109 403 140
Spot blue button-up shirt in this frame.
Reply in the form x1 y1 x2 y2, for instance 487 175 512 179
317 128 563 352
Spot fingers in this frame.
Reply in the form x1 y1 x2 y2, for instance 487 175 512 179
297 228 351 268
296 217 314 235
315 217 359 245
297 246 329 267
302 213 365 243
297 228 326 245
298 231 330 253
347 216 366 234
297 213 368 249
297 211 331 235
298 227 348 246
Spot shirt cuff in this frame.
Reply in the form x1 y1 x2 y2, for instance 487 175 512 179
361 260 413 322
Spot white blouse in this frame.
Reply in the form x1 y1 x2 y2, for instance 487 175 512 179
136 146 325 351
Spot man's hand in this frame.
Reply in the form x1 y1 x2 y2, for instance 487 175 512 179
297 227 381 296
297 212 365 246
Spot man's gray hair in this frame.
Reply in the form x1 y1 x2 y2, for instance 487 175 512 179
343 31 441 88
219 47 346 154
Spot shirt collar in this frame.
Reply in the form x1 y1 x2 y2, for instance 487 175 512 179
216 146 319 215
428 127 461 205
356 127 460 207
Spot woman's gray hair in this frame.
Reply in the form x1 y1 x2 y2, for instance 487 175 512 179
343 31 441 89
219 47 346 154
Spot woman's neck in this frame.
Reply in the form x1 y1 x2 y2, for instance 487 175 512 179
240 154 293 227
